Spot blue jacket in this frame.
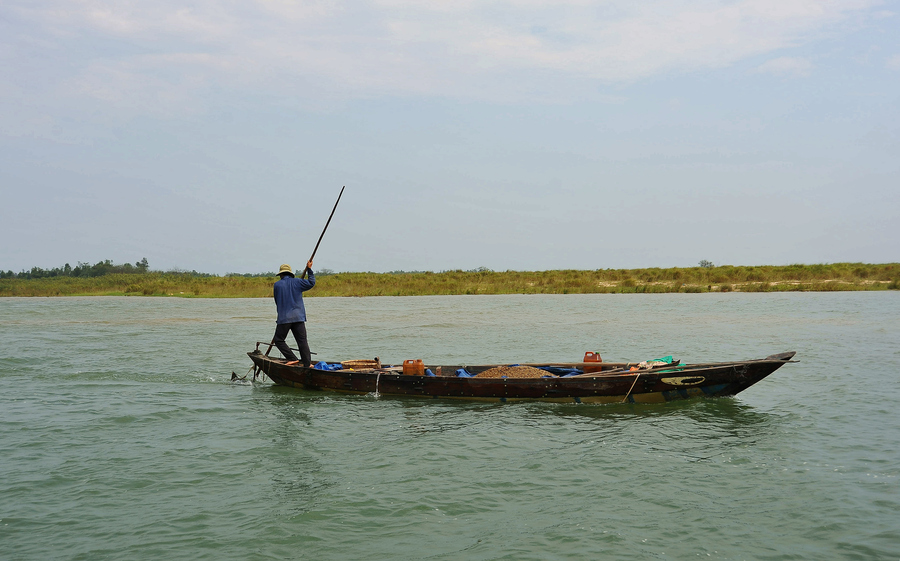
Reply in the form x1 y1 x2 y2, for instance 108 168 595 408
274 271 316 324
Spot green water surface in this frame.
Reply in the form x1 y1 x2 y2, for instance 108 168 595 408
1 293 898 560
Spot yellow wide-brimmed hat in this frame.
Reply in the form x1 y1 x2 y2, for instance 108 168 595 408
277 264 294 276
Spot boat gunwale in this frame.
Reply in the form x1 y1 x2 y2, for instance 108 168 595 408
247 350 794 380
246 350 794 403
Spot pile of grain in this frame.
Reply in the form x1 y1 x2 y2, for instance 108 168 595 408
475 365 552 378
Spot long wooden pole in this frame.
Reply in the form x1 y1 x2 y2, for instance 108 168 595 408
265 186 345 357
302 185 345 279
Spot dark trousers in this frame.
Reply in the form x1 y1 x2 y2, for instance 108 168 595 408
273 322 311 366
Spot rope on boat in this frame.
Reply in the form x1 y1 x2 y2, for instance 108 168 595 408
231 365 254 382
254 341 317 355
622 371 642 403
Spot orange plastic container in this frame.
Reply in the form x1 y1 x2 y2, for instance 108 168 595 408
583 351 603 373
403 359 425 376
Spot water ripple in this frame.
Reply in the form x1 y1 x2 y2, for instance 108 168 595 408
1 293 898 560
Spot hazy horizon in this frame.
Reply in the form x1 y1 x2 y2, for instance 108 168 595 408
4 258 897 278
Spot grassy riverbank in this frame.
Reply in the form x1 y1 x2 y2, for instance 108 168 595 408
1 263 898 297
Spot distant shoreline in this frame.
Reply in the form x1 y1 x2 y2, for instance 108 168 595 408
2 263 898 297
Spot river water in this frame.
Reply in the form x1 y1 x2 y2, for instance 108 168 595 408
1 293 898 560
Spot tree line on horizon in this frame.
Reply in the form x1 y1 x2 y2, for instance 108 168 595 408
0 258 486 279
2 259 897 283
1 258 151 279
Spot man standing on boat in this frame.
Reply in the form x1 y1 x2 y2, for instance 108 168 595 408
273 260 315 367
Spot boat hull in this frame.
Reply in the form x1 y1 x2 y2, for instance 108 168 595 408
247 351 795 404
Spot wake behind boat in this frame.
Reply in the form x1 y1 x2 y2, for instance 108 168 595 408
247 346 795 404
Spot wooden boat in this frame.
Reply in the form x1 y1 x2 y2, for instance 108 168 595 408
247 346 796 404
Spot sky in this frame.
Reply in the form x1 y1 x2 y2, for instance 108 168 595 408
1 0 898 275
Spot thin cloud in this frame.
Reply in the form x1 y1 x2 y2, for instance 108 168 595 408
1 0 884 108
756 56 815 77
887 53 900 70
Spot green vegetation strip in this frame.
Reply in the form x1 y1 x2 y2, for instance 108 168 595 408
2 263 898 297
